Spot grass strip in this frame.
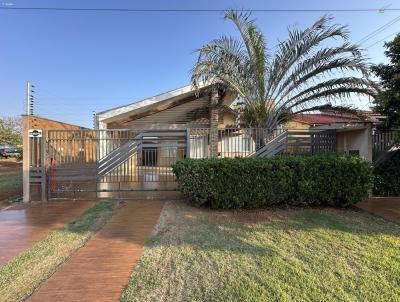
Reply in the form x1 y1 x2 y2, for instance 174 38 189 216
0 169 22 191
0 200 120 302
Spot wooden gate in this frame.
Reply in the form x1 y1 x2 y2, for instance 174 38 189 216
44 129 187 199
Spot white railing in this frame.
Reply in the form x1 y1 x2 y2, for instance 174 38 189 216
187 128 337 159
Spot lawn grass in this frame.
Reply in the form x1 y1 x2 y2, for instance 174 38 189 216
0 200 120 302
0 168 21 192
0 161 22 207
122 201 400 302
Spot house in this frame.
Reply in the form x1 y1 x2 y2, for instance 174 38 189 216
96 83 374 161
22 83 381 201
95 82 244 161
96 82 235 130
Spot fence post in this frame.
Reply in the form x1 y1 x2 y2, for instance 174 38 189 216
209 89 219 158
41 129 47 202
186 128 190 158
366 123 373 163
22 115 30 202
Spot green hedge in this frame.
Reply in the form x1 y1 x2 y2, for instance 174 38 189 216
172 154 372 209
373 151 400 196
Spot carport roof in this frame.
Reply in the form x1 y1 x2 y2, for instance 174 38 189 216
96 82 211 124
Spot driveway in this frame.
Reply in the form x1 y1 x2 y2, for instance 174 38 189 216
357 197 400 224
0 201 94 266
29 200 164 301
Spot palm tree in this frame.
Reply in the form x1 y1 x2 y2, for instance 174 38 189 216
191 10 378 129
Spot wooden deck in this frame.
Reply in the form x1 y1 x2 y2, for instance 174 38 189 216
29 200 164 302
0 201 94 266
357 197 400 224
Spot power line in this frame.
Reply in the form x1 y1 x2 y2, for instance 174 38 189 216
357 15 400 45
1 7 400 13
366 31 398 49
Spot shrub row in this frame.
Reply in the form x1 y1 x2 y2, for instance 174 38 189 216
373 151 400 196
172 154 372 209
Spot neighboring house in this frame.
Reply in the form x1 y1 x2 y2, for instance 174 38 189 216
287 112 374 160
288 110 385 129
287 113 362 129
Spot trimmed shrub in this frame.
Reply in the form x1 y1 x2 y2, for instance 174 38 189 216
172 154 372 209
373 151 400 196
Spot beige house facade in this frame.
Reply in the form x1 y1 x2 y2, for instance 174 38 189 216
96 83 374 162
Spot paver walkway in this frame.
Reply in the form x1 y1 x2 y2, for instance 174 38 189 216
29 200 164 302
357 197 400 223
0 201 94 266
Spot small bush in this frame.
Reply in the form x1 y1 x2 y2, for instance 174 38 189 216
172 154 372 209
373 151 400 196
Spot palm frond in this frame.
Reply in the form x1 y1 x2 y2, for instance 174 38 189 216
191 10 379 130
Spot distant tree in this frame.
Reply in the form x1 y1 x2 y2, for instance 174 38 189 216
371 33 400 128
192 11 378 129
0 116 22 147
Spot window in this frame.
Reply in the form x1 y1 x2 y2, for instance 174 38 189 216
222 136 251 153
161 142 177 158
190 135 207 158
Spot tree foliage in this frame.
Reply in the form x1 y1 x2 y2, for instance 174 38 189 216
373 151 400 196
0 116 22 147
371 33 400 128
192 11 378 128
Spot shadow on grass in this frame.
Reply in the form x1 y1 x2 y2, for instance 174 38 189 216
90 200 400 253
8 198 388 254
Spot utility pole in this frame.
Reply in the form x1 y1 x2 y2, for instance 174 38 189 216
26 81 35 115
23 80 36 202
23 81 31 203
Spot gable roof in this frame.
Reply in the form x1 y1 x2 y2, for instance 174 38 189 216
96 82 211 124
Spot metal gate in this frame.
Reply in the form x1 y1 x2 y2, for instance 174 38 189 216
45 129 187 199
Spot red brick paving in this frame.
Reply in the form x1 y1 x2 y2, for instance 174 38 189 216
357 197 400 223
29 200 164 302
0 201 94 266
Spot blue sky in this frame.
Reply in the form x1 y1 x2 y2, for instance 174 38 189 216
0 0 398 128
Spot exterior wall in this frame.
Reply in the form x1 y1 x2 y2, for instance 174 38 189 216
220 111 236 127
24 115 86 131
336 125 373 161
285 120 310 130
